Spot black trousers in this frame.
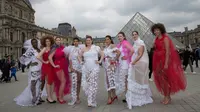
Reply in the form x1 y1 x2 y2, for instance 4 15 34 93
195 58 199 68
149 65 152 79
183 59 193 72
22 65 25 73
0 71 10 81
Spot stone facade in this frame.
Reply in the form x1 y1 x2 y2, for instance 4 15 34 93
169 25 200 48
0 0 69 59
52 23 77 45
80 37 115 49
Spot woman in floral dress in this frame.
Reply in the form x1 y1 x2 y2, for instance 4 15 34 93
103 35 119 105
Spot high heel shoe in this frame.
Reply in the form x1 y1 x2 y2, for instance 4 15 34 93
57 98 66 104
46 98 56 104
107 98 113 105
112 96 118 102
163 98 171 105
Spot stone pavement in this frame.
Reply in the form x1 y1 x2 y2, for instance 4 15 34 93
0 66 200 112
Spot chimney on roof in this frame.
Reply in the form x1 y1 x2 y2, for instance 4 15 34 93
184 27 188 31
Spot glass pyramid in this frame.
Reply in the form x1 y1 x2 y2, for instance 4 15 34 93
114 12 185 51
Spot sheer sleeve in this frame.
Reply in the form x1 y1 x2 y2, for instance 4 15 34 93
63 46 72 55
95 46 101 53
138 40 145 46
20 48 34 65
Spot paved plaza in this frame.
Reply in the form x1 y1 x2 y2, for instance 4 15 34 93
0 66 200 112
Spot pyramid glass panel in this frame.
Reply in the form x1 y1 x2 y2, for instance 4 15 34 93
114 12 185 51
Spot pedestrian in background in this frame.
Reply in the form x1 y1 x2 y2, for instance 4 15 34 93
10 65 18 81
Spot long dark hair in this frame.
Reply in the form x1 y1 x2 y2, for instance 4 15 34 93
105 35 114 44
118 31 127 40
85 35 93 47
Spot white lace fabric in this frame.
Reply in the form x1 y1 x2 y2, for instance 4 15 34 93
81 45 100 107
115 69 128 95
126 38 153 109
103 45 118 91
68 46 83 105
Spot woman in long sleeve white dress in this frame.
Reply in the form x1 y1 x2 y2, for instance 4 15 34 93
79 35 104 107
14 39 43 106
103 35 119 105
126 31 153 109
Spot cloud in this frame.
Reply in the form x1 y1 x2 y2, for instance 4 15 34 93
29 0 200 37
29 0 47 4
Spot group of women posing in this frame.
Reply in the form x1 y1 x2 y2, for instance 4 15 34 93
14 23 186 109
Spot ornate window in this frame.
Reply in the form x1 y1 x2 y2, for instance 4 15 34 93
10 32 13 42
195 37 198 43
20 10 22 19
22 32 25 43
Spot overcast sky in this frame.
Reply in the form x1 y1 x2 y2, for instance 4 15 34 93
30 0 200 37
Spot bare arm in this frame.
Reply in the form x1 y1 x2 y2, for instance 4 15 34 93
98 50 104 63
37 47 46 63
111 44 121 60
48 50 56 68
78 49 84 64
164 38 170 67
132 46 144 64
115 50 121 60
125 44 134 56
69 59 73 72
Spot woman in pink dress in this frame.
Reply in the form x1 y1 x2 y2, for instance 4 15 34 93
115 32 134 103
48 37 71 104
151 23 186 105
37 36 56 103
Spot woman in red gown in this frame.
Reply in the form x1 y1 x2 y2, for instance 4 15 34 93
151 23 186 105
48 37 71 104
37 36 56 103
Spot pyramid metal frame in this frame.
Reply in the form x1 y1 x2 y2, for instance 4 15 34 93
114 12 185 51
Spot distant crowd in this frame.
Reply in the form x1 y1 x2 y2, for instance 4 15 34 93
178 45 200 73
0 55 30 83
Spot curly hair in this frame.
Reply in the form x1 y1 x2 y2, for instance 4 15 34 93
40 35 54 47
151 23 166 35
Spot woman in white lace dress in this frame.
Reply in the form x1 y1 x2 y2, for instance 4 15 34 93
68 38 83 105
126 31 153 109
14 39 43 106
103 35 119 105
116 32 134 102
79 35 104 107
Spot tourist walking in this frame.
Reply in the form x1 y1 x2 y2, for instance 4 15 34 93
183 46 195 74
